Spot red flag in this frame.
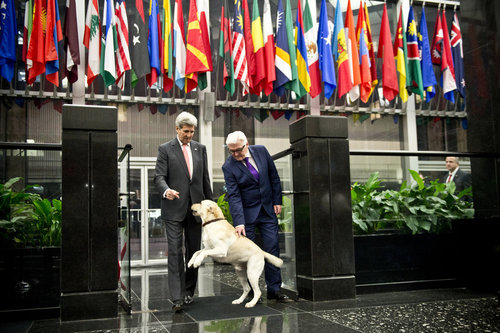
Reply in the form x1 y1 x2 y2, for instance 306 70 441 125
441 9 456 102
26 0 46 84
162 0 174 92
431 9 443 65
262 0 275 96
345 0 361 101
356 0 372 103
45 0 63 86
242 0 256 94
250 0 266 95
114 0 132 89
377 3 398 101
185 0 210 93
232 0 249 94
364 2 378 95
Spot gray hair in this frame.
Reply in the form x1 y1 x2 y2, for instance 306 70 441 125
446 156 460 164
226 131 248 145
175 111 197 128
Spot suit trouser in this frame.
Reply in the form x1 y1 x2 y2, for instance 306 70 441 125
244 207 282 294
164 210 201 302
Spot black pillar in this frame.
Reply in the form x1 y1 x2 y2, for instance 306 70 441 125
290 115 355 301
61 105 118 321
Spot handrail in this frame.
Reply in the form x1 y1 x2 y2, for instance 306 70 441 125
272 147 500 160
0 142 62 150
118 144 133 163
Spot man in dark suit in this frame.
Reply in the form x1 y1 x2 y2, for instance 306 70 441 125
154 111 213 312
441 156 472 200
222 131 291 303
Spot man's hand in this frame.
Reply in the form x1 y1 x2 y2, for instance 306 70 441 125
274 205 282 215
165 189 180 200
234 225 246 237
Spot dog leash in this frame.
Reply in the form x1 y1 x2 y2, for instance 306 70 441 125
202 218 226 227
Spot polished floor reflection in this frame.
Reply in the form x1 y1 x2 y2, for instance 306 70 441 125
5 263 500 333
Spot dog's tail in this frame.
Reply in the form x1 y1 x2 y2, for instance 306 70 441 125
263 252 283 268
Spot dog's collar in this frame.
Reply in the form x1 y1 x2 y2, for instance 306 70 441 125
202 218 225 227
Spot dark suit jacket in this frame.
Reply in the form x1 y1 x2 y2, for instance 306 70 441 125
154 139 213 221
441 168 472 194
222 145 282 227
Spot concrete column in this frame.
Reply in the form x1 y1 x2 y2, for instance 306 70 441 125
289 115 355 301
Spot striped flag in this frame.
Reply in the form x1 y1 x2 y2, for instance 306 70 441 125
45 0 63 86
295 0 311 98
146 0 161 87
162 0 173 92
114 0 131 89
451 12 465 100
406 5 423 97
393 6 408 103
418 7 437 102
250 0 266 95
262 0 275 96
232 0 249 94
273 0 291 96
441 9 456 102
84 0 101 86
317 0 336 99
101 0 116 86
173 0 186 89
242 0 255 94
303 0 321 98
27 0 46 84
363 2 378 96
332 0 352 98
377 3 398 102
355 0 371 103
0 0 18 82
185 0 210 93
129 0 150 88
345 0 361 102
64 0 80 84
219 0 234 95
283 0 300 96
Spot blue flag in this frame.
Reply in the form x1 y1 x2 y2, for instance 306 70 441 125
418 7 437 102
273 0 291 96
318 0 336 99
147 0 161 86
451 12 465 101
0 0 17 81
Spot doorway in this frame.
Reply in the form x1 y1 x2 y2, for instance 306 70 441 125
129 159 167 267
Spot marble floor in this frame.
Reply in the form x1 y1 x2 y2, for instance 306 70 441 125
3 263 500 333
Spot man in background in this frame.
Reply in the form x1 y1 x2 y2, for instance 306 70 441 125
441 156 472 200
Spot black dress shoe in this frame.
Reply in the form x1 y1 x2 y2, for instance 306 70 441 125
172 300 184 313
184 295 194 305
267 292 293 303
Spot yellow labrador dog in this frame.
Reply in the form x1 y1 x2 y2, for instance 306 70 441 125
188 200 283 308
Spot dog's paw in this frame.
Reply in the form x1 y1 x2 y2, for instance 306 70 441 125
193 258 203 268
245 302 256 308
232 298 244 305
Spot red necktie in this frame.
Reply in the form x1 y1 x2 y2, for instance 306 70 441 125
447 173 452 183
182 144 191 178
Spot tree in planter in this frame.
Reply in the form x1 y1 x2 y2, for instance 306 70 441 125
351 170 474 235
0 177 62 248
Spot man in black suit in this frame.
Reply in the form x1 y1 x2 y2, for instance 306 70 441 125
441 156 472 200
154 111 213 312
222 131 291 303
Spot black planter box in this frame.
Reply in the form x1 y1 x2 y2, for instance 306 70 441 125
0 247 61 321
354 219 500 294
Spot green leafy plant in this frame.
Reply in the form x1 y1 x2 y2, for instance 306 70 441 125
0 177 62 248
351 170 474 235
217 193 233 224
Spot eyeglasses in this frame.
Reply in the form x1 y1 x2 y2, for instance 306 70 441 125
228 144 246 154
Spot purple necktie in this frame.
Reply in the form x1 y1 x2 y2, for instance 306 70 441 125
244 157 260 181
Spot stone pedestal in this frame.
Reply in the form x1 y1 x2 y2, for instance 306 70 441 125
290 115 355 301
61 105 118 321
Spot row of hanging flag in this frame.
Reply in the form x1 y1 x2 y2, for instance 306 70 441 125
0 0 465 105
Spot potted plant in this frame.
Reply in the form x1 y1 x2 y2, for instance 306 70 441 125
0 177 62 319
